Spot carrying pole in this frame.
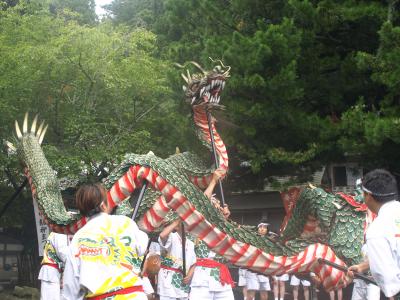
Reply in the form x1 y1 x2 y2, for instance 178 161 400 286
206 108 226 206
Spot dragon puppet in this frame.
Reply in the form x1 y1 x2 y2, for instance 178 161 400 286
6 60 369 291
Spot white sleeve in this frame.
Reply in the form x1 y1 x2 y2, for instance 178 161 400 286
149 242 161 255
62 247 84 300
186 241 196 268
54 234 69 264
367 236 400 297
158 233 173 251
131 220 148 256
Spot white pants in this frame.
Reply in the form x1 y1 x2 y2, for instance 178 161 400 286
290 275 311 287
189 287 234 300
351 279 381 300
273 274 289 281
40 280 60 300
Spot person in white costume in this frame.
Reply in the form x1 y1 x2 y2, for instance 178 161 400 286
348 169 400 298
238 268 247 300
62 183 149 300
246 223 271 300
272 273 288 300
181 167 234 300
351 244 380 300
290 274 310 300
39 232 72 300
142 241 161 300
158 219 196 300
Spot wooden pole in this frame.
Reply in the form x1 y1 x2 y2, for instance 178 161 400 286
131 182 148 221
206 108 226 206
317 258 376 285
181 222 186 277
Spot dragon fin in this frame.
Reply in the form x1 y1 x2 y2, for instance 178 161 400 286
38 124 48 144
31 114 38 134
15 120 22 139
36 120 45 138
23 113 28 133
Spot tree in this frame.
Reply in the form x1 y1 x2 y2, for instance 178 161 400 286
0 1 195 227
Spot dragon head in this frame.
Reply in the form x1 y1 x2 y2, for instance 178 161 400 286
178 58 230 106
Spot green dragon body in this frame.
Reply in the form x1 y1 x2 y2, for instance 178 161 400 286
7 62 368 291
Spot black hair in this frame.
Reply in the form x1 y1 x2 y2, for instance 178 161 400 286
362 169 398 203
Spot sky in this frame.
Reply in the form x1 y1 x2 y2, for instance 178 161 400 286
95 0 113 16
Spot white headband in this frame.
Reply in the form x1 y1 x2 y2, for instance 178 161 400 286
361 185 397 197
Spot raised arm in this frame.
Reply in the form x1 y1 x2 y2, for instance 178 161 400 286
204 168 226 199
159 219 181 245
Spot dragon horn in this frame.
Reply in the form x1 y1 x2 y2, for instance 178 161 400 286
181 73 189 83
174 63 185 68
31 114 38 134
15 121 22 139
23 113 28 134
36 120 45 138
209 57 231 76
38 124 48 144
189 61 206 74
186 69 192 82
175 147 180 154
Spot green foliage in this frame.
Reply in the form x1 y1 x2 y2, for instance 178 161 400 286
0 1 193 227
133 0 396 178
2 0 400 216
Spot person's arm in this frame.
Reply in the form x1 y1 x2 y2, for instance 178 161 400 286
159 219 180 245
62 248 84 300
347 260 370 278
183 241 197 285
183 264 196 285
203 168 226 199
367 237 400 297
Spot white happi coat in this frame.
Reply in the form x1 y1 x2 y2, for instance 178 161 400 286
158 232 196 299
189 240 234 300
351 244 380 300
39 232 71 300
366 200 400 297
62 213 148 300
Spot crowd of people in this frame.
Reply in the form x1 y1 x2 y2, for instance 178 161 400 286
37 169 400 299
